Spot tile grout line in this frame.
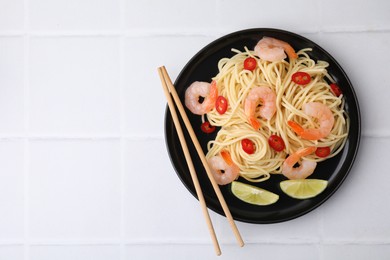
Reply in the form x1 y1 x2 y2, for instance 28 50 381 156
23 137 31 260
0 29 219 37
0 133 387 140
0 134 165 140
318 207 325 260
122 239 390 246
119 0 126 258
23 0 31 258
1 28 390 38
1 238 390 246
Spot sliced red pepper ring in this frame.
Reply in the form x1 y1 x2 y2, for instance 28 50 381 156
200 121 216 134
330 83 342 97
268 134 285 152
243 57 257 71
315 146 331 158
215 95 228 115
241 138 255 154
291 72 311 85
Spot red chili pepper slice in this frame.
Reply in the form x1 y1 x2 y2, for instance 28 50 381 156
215 96 228 115
315 146 331 158
241 138 255 154
268 135 285 152
200 121 215 134
292 72 311 85
243 57 257 71
330 83 342 97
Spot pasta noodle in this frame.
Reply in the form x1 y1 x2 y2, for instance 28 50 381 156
203 47 349 183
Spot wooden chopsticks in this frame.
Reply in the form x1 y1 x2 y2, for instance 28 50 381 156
158 66 244 256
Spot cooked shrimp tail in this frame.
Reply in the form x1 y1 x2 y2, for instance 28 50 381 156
249 117 261 130
288 102 335 140
184 80 218 115
254 37 298 62
208 150 240 185
244 86 276 130
282 146 317 180
287 120 305 136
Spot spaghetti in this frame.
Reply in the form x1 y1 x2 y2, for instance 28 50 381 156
186 39 349 184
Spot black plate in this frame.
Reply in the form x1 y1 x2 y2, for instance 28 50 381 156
164 28 361 224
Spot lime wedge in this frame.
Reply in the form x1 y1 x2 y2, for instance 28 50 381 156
280 179 328 199
231 181 279 206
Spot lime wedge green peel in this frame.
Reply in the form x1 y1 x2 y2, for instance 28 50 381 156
280 179 328 199
231 181 279 206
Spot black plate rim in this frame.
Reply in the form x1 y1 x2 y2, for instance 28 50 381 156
164 28 361 224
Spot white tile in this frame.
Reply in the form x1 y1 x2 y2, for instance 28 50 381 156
123 35 214 136
0 140 24 240
125 244 318 260
0 37 24 134
0 246 24 260
320 0 390 31
321 244 390 260
29 140 121 239
320 137 390 241
219 209 321 244
217 0 320 33
125 244 214 260
30 245 120 260
299 32 322 45
29 0 120 30
124 138 215 241
29 37 120 135
317 32 390 136
0 0 24 31
124 0 217 31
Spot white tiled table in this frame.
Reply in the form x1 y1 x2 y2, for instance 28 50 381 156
0 0 389 259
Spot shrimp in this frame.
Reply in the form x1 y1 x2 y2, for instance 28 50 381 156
282 146 317 180
288 102 335 140
184 80 218 115
244 86 276 130
254 37 298 62
208 151 240 185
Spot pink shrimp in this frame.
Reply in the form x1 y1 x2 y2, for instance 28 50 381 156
208 151 240 185
282 146 317 180
184 80 218 115
254 37 298 62
288 102 335 141
244 86 276 130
